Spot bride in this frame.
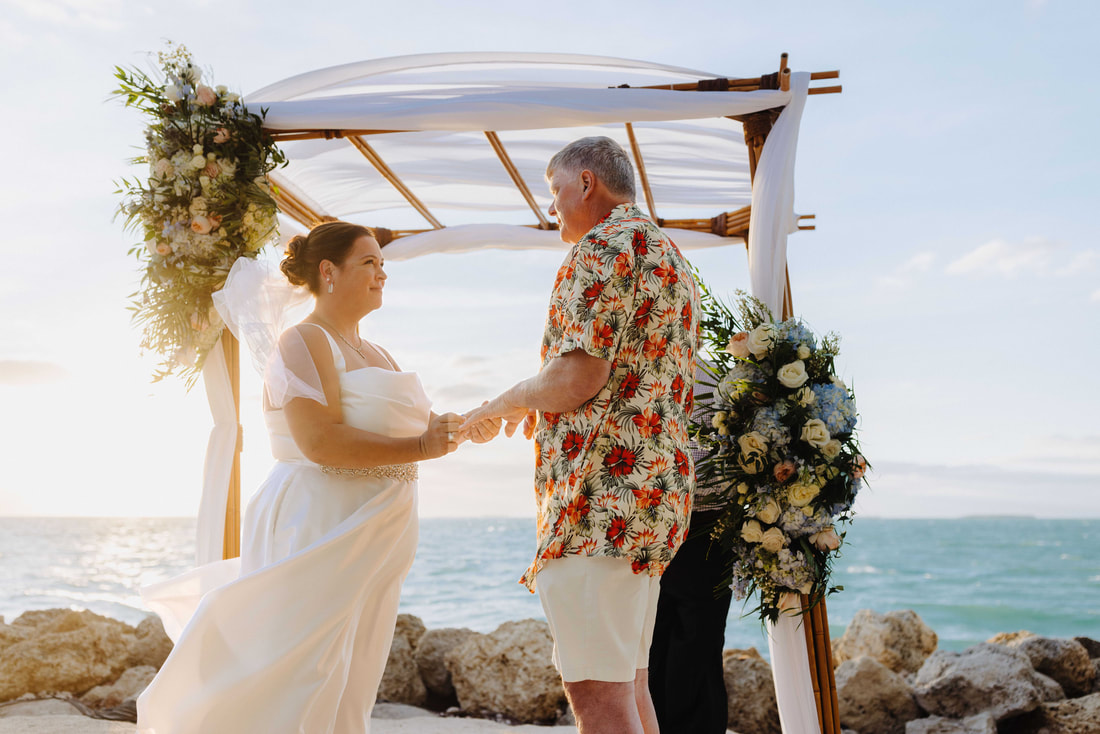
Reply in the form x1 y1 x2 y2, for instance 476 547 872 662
137 221 499 734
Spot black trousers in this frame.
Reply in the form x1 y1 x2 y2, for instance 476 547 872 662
648 510 733 734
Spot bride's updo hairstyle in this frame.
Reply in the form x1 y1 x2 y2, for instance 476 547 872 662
280 220 375 295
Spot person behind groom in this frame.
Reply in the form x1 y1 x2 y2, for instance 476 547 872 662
462 136 700 734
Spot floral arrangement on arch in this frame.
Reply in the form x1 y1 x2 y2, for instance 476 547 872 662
114 43 286 383
691 283 867 624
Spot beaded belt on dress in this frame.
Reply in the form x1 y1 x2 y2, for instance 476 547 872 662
320 463 418 481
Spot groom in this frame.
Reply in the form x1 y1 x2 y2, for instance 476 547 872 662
462 136 699 734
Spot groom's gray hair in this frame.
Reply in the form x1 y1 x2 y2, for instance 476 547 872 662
546 136 636 200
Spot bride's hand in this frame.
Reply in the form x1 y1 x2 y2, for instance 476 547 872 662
419 412 463 459
462 402 503 444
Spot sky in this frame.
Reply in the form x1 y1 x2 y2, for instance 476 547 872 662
0 0 1097 519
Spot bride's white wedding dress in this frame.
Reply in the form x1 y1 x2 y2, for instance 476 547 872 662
137 326 431 734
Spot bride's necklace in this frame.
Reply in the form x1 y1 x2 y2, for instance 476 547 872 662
313 316 367 361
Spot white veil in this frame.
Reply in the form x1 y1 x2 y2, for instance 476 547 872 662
212 256 326 408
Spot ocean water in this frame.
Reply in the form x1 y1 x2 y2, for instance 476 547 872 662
0 517 1096 655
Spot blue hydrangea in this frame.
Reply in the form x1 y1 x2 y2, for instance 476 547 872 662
719 362 764 398
811 383 857 435
750 407 790 451
777 320 817 350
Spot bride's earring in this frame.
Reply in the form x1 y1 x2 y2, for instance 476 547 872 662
327 280 334 294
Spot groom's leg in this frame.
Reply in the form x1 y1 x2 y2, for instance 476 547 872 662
537 557 662 734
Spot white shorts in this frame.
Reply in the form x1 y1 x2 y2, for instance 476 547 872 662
536 556 662 683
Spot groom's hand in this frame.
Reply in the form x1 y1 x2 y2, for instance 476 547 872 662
462 402 503 443
461 394 531 439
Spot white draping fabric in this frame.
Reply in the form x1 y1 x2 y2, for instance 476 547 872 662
196 340 235 566
373 223 735 261
258 86 792 134
748 71 809 319
748 72 820 733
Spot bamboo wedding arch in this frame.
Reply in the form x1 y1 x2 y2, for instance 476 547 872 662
208 51 843 733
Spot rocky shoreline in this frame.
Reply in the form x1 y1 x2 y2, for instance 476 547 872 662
1 608 1097 733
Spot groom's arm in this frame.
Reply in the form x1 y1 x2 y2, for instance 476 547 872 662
460 349 611 437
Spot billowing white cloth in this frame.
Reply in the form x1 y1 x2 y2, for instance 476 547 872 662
748 72 809 318
196 338 235 566
750 72 821 733
767 598 820 734
139 331 432 734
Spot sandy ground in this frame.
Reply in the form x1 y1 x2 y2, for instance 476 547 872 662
0 704 580 733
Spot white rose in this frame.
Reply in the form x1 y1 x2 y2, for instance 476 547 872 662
747 324 775 358
801 419 830 448
822 439 842 461
797 344 811 359
225 92 240 103
756 499 781 525
738 431 768 455
741 520 764 543
760 527 786 553
711 412 727 430
787 481 820 507
215 84 228 95
189 154 206 170
164 84 182 102
777 360 809 389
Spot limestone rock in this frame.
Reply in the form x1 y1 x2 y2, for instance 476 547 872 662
1000 636 1096 698
415 627 478 703
836 656 920 734
0 620 33 656
378 634 428 707
1007 692 1100 734
833 609 938 675
987 629 1035 646
722 648 780 734
81 666 156 709
1074 637 1100 659
913 643 1064 721
905 712 997 734
444 618 566 723
126 617 173 670
0 610 137 701
394 614 427 650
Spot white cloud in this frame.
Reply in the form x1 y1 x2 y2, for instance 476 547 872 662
946 238 1097 279
872 250 937 291
947 238 1053 277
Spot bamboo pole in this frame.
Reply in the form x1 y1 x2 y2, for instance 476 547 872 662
485 131 551 228
801 596 826 732
273 185 325 228
347 135 444 229
819 598 841 733
221 332 242 560
624 123 658 222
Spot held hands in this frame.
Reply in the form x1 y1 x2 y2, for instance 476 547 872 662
460 394 537 440
463 401 503 444
419 412 464 459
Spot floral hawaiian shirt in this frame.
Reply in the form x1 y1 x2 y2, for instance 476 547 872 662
521 203 700 591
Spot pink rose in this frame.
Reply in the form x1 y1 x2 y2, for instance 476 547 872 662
191 215 213 234
203 161 220 178
196 85 218 106
725 332 751 359
852 455 867 479
811 526 841 551
154 241 172 257
213 127 230 144
773 460 797 483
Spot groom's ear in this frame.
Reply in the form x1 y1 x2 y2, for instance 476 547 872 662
580 170 595 199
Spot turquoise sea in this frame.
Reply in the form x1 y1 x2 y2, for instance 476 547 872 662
0 517 1096 654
